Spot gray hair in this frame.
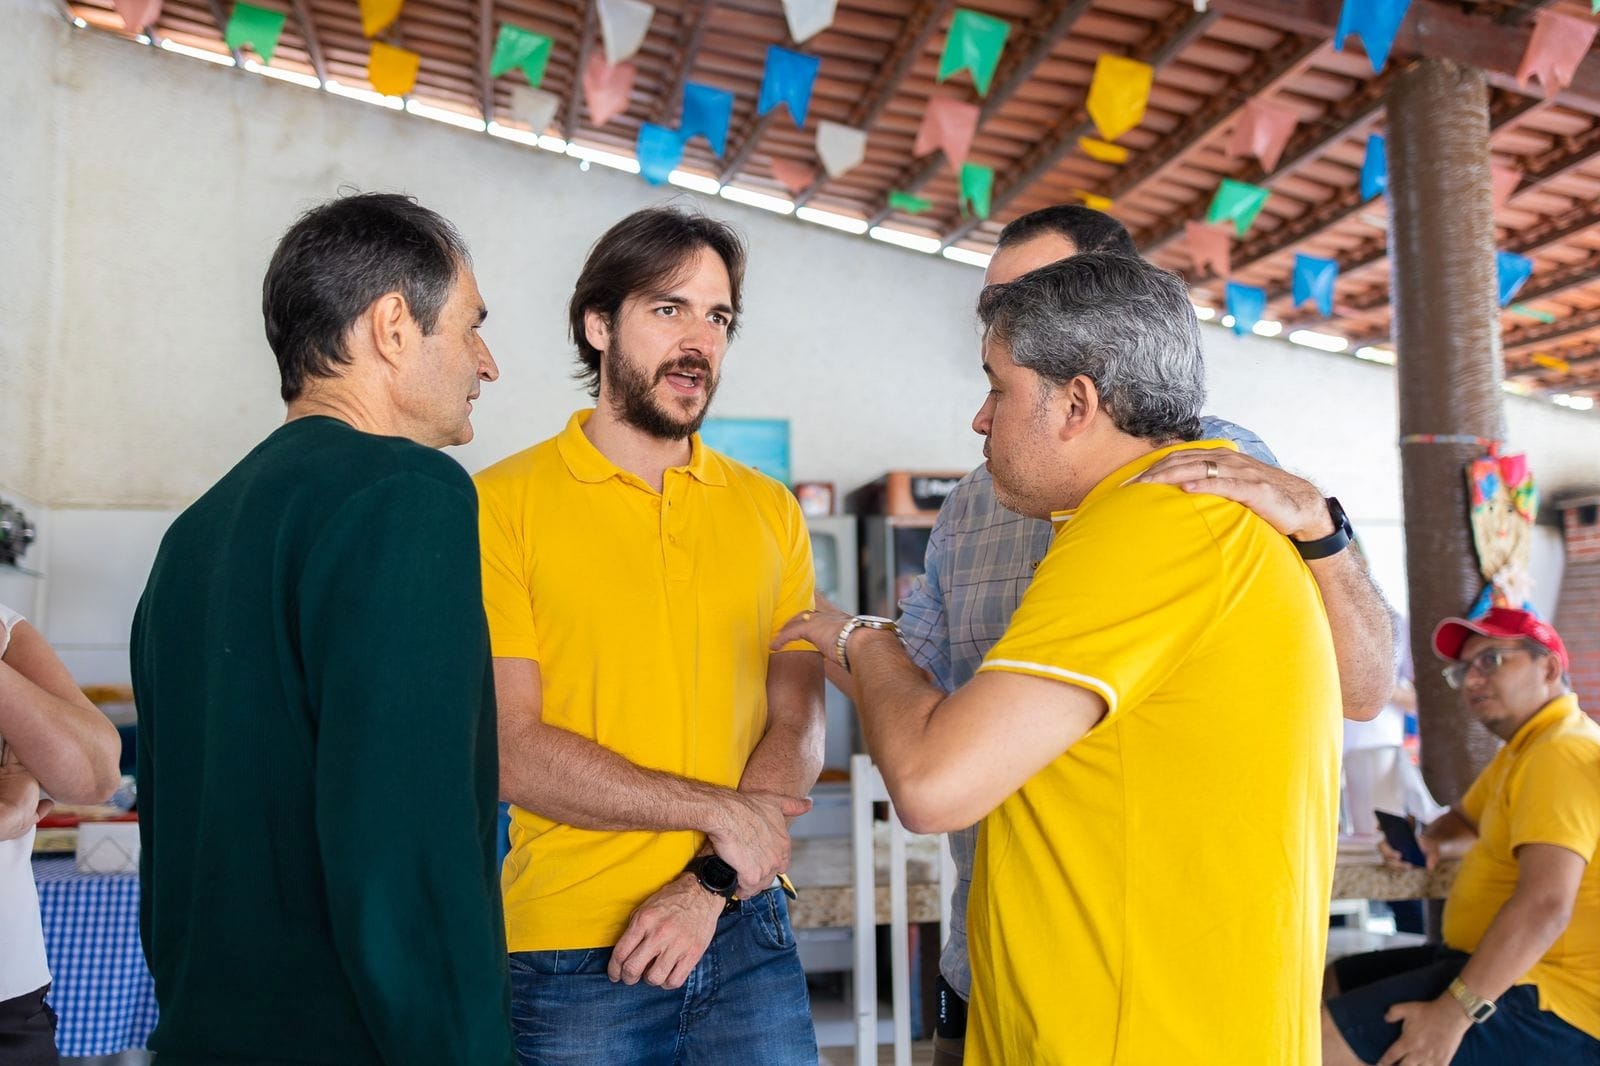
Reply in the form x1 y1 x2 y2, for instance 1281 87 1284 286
976 252 1206 442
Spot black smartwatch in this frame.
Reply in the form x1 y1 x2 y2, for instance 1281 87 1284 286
1292 496 1354 561
684 855 739 900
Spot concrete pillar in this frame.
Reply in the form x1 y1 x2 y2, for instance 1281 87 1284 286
1388 59 1505 804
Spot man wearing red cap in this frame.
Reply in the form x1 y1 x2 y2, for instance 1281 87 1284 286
1323 607 1600 1066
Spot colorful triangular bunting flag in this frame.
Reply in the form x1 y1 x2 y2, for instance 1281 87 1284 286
1227 100 1299 173
782 0 837 44
816 121 867 178
583 54 636 126
358 0 401 38
1206 179 1271 237
1086 55 1152 142
1497 250 1534 306
1186 221 1231 279
913 97 980 168
959 162 994 219
1334 0 1412 74
490 24 553 87
771 157 817 194
1491 165 1521 211
937 9 1010 97
510 85 560 134
1516 11 1598 97
1079 137 1128 164
1291 254 1339 317
1073 190 1112 212
637 123 685 185
598 0 654 66
889 190 933 214
368 41 420 97
1225 282 1266 336
759 46 820 128
112 0 162 31
1360 133 1388 201
224 2 286 65
681 82 734 157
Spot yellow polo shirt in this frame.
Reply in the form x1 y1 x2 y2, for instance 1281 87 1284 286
475 410 815 952
967 440 1341 1065
1443 693 1600 1040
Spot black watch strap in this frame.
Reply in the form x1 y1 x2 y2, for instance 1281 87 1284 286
1293 496 1354 561
684 854 739 900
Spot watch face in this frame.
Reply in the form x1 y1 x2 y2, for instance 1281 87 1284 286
698 855 739 896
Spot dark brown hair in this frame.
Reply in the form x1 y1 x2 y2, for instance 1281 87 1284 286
568 207 747 398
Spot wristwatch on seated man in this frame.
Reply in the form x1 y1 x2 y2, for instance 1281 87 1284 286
1291 496 1354 561
1448 977 1497 1024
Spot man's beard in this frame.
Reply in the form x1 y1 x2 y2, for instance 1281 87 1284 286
602 343 718 441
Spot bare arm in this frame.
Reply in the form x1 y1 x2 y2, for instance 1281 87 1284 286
0 620 122 803
1135 449 1394 721
774 612 1102 834
0 745 49 840
736 650 825 800
493 657 806 886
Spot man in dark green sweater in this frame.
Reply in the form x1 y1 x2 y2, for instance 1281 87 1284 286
131 193 515 1066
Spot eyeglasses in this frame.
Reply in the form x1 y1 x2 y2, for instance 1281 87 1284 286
1441 647 1536 690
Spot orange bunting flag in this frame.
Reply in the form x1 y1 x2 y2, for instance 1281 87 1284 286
1074 190 1113 212
770 157 817 194
913 97 980 168
1531 353 1571 373
1186 221 1231 279
368 41 420 97
1516 11 1598 97
359 0 403 37
1086 54 1152 142
583 53 637 126
1078 137 1128 164
1226 100 1299 173
1491 165 1521 211
112 0 162 31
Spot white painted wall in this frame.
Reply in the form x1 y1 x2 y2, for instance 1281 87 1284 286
7 9 1600 682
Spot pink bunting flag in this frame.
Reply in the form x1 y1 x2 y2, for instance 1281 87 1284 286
1226 100 1299 174
1186 221 1231 279
1516 11 1599 97
1491 165 1521 210
583 54 637 127
112 0 162 30
770 157 817 194
912 96 980 169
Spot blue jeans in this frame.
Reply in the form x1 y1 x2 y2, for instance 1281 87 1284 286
509 889 817 1065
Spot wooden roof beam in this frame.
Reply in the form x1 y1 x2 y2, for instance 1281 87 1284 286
563 0 598 139
792 0 957 209
478 0 494 121
205 0 246 65
936 7 1220 246
865 0 1105 229
1211 0 1600 113
288 0 327 85
649 0 714 126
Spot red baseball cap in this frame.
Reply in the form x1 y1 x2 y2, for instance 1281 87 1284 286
1432 607 1569 673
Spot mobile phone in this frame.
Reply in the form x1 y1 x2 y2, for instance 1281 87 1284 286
1374 809 1427 867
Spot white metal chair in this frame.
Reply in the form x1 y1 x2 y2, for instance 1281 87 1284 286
850 753 954 1066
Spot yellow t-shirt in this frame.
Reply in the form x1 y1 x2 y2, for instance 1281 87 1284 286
475 410 815 952
1443 693 1600 1040
968 441 1341 1065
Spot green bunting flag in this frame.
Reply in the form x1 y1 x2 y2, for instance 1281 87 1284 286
224 2 286 64
937 9 1010 97
959 163 994 219
1205 178 1271 237
888 191 933 214
490 24 554 87
1509 303 1556 324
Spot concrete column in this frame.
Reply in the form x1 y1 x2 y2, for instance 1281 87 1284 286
1388 59 1505 804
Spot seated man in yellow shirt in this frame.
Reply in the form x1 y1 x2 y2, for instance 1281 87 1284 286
780 252 1342 1064
476 207 825 1064
1323 608 1600 1066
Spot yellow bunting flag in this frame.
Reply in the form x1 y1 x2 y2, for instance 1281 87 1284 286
1078 137 1128 164
1074 190 1113 212
368 41 421 97
1086 54 1152 142
1531 353 1571 373
360 0 403 38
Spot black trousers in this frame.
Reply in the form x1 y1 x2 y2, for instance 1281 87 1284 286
0 984 59 1066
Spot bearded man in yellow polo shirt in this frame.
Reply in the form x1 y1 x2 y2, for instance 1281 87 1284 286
780 252 1343 1064
1324 608 1600 1066
475 208 825 1064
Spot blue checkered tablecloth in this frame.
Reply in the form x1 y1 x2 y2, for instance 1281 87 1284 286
32 856 159 1057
